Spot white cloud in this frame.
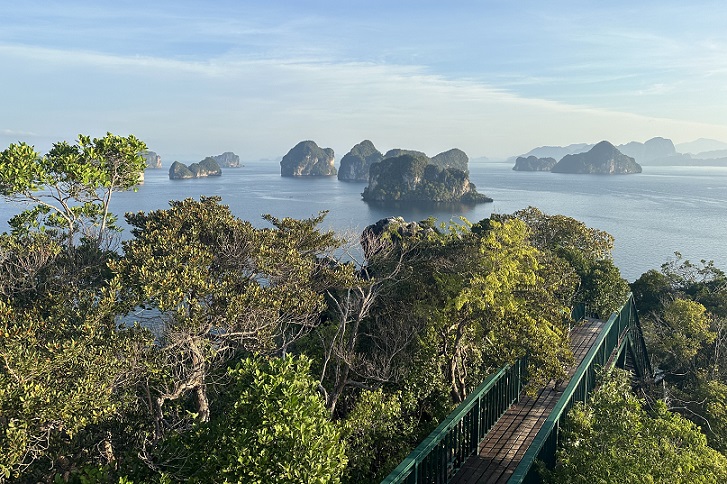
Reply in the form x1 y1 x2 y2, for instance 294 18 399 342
2 42 727 161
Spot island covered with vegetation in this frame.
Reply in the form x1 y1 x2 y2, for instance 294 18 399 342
1 134 726 483
361 153 491 203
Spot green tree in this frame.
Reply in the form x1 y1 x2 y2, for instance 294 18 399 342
0 133 147 247
161 355 347 483
0 291 150 481
0 132 152 481
498 206 630 317
434 218 573 399
110 197 343 433
633 255 727 452
548 368 727 483
340 390 421 484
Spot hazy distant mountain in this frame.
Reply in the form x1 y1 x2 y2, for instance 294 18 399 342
693 149 727 159
512 136 727 167
618 137 676 163
676 138 727 154
551 141 642 174
518 143 593 161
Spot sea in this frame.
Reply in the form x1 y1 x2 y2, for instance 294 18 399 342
1 161 725 282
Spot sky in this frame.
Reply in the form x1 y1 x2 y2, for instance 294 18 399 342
2 0 727 162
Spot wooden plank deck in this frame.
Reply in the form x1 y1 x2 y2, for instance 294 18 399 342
449 318 604 484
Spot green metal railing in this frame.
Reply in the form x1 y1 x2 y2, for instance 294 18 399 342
507 293 651 483
381 358 528 484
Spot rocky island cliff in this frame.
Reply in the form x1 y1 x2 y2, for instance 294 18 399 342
361 154 491 204
141 150 162 169
281 140 336 176
211 152 241 168
551 141 642 174
513 156 557 171
169 158 222 179
338 140 383 182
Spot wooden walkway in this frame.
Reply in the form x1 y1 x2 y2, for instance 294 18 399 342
449 318 604 483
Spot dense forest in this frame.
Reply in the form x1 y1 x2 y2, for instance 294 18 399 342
1 134 726 483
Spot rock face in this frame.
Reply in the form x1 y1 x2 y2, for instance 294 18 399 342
361 154 492 203
168 158 222 179
338 140 383 182
169 161 194 179
211 152 240 168
552 141 642 174
280 140 336 176
513 156 557 171
140 150 162 169
431 148 469 171
361 217 437 256
619 137 676 163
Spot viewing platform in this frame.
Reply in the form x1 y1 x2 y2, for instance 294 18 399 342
382 294 651 484
449 319 603 483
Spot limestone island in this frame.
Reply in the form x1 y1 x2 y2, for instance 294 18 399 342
209 152 240 168
338 140 383 182
281 140 336 176
338 141 470 182
140 150 162 169
513 155 556 171
361 153 492 204
169 158 222 179
551 141 642 174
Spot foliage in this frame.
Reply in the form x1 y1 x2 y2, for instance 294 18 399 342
0 133 146 246
110 196 345 442
340 389 421 484
161 355 346 484
497 206 630 317
0 295 150 481
632 254 727 452
547 368 727 483
0 143 650 484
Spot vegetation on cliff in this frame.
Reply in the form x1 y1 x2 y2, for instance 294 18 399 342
280 140 336 176
361 154 491 203
168 158 222 179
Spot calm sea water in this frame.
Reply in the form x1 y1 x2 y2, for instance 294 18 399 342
1 161 725 281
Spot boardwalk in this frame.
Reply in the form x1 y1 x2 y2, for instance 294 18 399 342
450 318 604 483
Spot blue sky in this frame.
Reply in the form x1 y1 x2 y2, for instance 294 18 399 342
2 1 727 161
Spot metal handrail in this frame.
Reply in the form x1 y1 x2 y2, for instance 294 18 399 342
381 358 527 484
507 293 649 483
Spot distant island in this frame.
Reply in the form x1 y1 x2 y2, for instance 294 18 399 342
510 141 641 175
361 153 492 204
551 141 642 174
169 158 222 179
211 152 241 168
512 136 727 168
281 140 337 176
338 140 383 182
513 155 556 172
140 150 162 169
338 141 471 182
